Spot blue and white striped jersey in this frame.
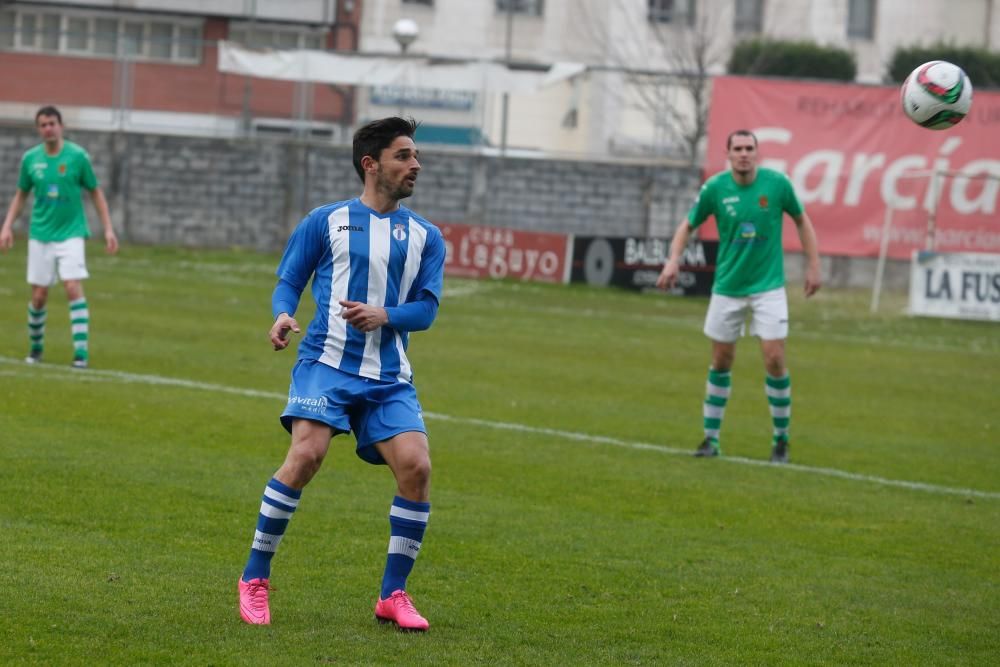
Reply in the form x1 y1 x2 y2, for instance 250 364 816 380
274 198 445 383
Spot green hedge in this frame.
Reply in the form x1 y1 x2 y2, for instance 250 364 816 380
727 39 856 80
888 44 1000 88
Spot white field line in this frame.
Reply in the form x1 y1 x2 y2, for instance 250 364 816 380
2 355 997 501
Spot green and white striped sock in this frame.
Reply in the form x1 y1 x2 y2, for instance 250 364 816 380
28 303 46 355
703 368 731 448
766 373 791 444
69 298 90 361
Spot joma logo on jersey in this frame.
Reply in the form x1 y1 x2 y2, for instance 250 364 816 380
722 196 740 204
337 225 363 232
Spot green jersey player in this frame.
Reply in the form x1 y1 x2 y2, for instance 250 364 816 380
657 129 821 463
1 106 119 368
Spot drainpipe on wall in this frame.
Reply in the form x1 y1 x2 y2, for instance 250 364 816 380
986 0 995 49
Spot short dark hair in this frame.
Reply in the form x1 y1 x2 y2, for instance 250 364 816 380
726 129 757 150
35 106 63 125
352 117 419 183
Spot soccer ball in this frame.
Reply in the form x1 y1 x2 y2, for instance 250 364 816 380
900 60 973 130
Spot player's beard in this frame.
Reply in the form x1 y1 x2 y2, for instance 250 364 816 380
376 167 415 201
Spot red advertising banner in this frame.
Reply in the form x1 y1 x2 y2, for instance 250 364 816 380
705 76 1000 259
439 222 571 283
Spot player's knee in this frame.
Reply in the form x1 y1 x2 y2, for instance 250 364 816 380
284 446 326 485
712 351 735 371
30 288 48 309
764 355 786 376
398 455 431 489
64 282 84 301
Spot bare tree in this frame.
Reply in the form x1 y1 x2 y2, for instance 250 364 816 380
577 0 727 165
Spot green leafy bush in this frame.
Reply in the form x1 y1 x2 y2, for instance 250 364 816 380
888 44 1000 88
727 39 857 80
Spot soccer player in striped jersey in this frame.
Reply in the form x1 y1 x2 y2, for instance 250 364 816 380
238 117 445 631
656 129 821 464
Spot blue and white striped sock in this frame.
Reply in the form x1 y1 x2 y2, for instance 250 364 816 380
380 496 430 599
242 478 301 582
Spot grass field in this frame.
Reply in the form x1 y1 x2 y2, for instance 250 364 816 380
1 244 998 665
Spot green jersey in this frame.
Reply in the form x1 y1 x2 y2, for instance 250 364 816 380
17 141 98 243
687 167 803 297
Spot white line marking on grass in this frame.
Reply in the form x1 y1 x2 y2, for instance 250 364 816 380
3 355 997 501
0 356 283 400
426 413 1000 500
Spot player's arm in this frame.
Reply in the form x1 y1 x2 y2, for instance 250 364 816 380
338 294 439 334
385 292 439 332
0 188 28 251
270 278 303 350
656 222 693 290
269 212 324 350
791 211 821 297
659 180 713 291
340 226 446 334
88 187 118 254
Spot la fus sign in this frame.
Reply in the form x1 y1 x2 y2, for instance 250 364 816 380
909 251 1000 321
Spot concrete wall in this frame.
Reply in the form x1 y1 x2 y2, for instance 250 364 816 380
0 123 910 290
0 123 699 246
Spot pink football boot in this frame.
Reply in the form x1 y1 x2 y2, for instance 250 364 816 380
238 577 272 625
375 590 429 632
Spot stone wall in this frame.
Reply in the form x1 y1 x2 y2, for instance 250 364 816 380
0 123 910 289
0 124 697 247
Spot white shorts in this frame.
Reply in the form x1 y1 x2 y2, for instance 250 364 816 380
703 287 788 343
27 237 90 286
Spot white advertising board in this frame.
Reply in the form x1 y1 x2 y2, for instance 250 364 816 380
909 251 1000 322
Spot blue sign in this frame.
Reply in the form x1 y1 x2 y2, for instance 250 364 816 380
370 86 476 111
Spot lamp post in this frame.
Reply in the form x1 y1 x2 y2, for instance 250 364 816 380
390 19 418 116
392 18 419 54
500 4 513 156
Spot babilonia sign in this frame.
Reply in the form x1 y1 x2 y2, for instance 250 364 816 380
909 251 1000 321
569 236 718 294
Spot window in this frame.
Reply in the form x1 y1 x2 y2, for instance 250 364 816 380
495 0 544 16
122 22 144 57
648 0 696 26
66 17 88 51
95 18 118 55
734 0 764 33
20 13 36 49
177 26 199 59
0 11 13 49
276 31 298 50
41 14 60 51
149 22 173 59
847 0 875 39
0 9 202 63
229 22 328 51
402 0 434 5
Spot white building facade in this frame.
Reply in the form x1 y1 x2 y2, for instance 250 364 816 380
358 0 1000 159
